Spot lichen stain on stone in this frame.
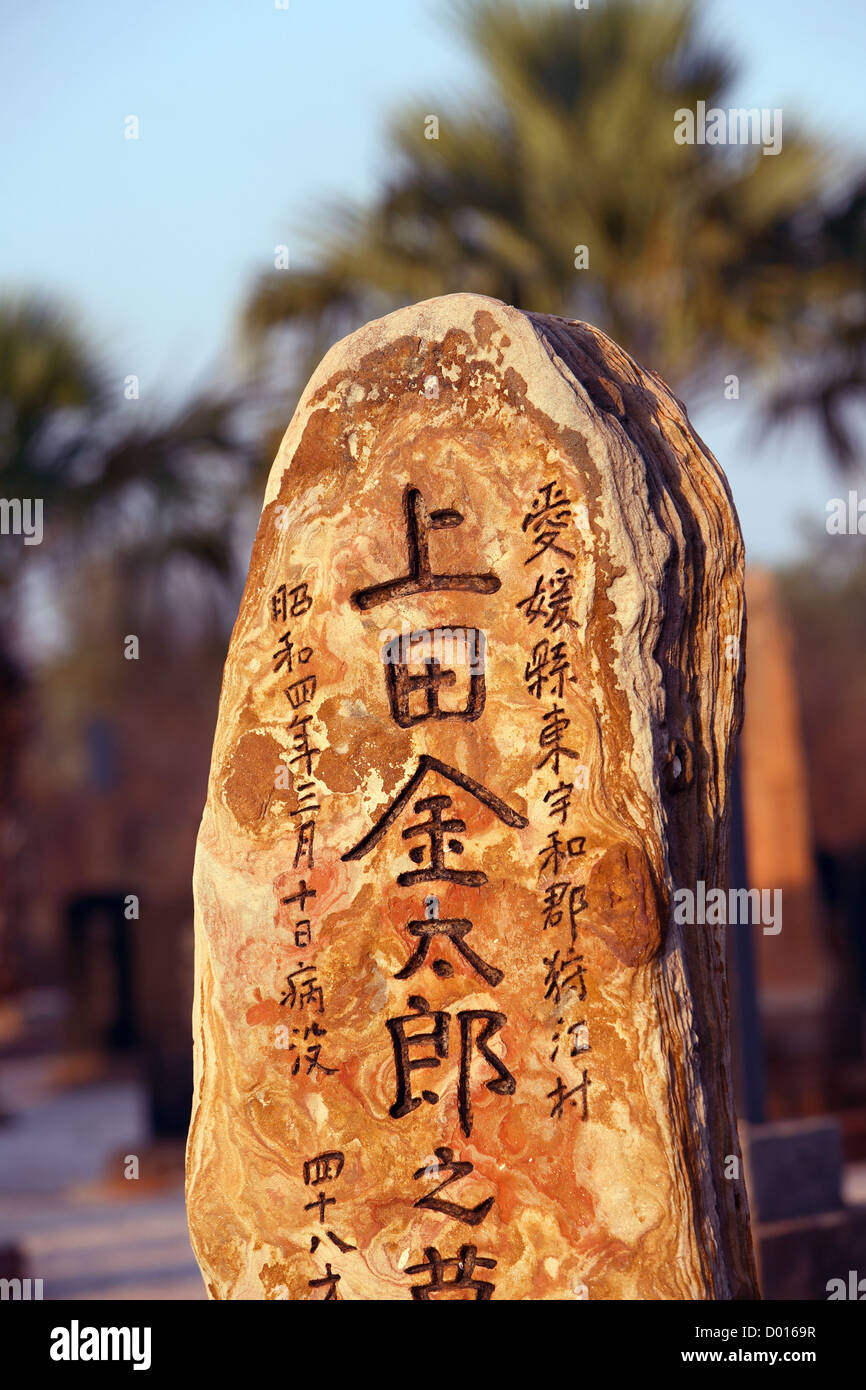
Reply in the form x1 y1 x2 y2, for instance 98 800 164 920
586 841 664 967
259 1262 291 1299
222 729 284 829
314 697 406 798
245 992 282 1028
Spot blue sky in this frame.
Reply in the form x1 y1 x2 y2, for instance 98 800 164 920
2 0 865 562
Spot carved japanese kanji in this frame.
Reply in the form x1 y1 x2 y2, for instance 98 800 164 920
381 627 486 727
351 486 501 611
188 293 756 1301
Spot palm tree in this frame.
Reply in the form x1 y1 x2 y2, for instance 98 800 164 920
0 297 260 631
761 177 866 470
244 0 861 457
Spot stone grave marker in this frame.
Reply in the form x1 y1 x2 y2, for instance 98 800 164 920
186 293 757 1300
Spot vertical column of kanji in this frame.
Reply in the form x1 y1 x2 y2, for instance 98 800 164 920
269 575 362 1300
186 380 370 1298
342 480 528 1300
270 575 336 1084
524 309 757 1298
515 481 594 1127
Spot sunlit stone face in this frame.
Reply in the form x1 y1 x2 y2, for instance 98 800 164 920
188 295 754 1301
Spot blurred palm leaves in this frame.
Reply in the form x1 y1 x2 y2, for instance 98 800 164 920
0 297 259 637
245 0 865 465
761 179 866 469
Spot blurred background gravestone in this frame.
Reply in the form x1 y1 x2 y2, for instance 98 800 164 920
736 567 866 1297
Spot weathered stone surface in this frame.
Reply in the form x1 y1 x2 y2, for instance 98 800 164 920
186 293 757 1300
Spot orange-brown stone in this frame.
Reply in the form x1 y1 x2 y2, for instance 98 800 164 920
186 294 757 1300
